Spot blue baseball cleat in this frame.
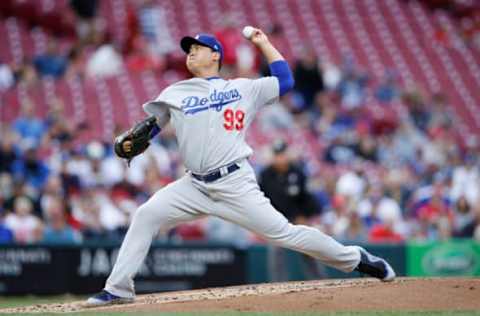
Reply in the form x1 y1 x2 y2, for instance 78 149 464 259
354 247 396 282
85 290 134 307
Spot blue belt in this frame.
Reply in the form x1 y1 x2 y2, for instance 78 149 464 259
192 163 240 183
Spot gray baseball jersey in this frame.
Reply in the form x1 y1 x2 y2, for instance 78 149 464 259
143 77 278 173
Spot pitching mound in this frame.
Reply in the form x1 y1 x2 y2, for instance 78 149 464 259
3 278 479 313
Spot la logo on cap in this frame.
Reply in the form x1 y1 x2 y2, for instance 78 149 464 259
195 35 200 39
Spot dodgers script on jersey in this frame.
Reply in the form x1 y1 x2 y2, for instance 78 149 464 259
143 77 279 174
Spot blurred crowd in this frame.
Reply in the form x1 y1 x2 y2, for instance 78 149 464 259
1 0 480 246
420 0 480 51
0 0 184 92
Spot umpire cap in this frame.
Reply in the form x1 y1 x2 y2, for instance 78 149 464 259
272 139 288 154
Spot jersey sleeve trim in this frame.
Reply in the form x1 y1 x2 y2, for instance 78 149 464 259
269 60 295 96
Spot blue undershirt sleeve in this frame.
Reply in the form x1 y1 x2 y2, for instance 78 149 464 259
269 60 295 96
149 124 161 139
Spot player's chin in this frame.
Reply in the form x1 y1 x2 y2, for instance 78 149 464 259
186 62 198 74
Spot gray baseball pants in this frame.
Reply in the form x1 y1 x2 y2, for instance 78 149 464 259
105 160 361 297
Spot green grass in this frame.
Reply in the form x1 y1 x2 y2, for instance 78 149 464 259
0 295 82 308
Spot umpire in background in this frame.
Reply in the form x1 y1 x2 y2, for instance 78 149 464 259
259 139 324 280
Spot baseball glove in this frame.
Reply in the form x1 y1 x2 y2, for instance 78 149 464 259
114 116 159 166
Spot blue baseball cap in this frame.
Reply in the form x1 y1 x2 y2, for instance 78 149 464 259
180 33 224 65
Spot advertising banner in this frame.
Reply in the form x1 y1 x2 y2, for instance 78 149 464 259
407 240 480 276
0 243 246 295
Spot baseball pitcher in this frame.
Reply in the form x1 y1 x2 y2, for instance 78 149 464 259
87 28 395 306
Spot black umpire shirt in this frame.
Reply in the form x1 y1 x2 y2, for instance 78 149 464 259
259 163 319 222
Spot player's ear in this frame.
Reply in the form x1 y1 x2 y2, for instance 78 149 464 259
212 51 220 63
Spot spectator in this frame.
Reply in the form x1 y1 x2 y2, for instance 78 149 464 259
0 128 17 174
324 136 357 164
42 197 81 244
421 134 448 167
110 182 140 226
11 58 38 87
452 196 475 237
416 186 453 240
360 188 405 243
353 134 378 162
70 191 104 238
39 175 65 215
428 93 452 129
375 70 399 103
33 40 68 78
403 88 430 132
86 35 124 78
12 148 50 190
383 167 413 211
320 194 350 239
215 15 243 69
136 0 175 56
174 220 206 241
0 208 13 244
0 222 13 244
4 196 42 244
58 159 82 196
71 188 127 238
0 60 14 91
321 61 341 91
474 212 480 241
337 66 367 110
65 45 87 79
368 221 404 243
293 47 324 110
358 185 403 230
343 211 367 243
70 0 98 21
12 101 47 149
312 93 337 136
93 187 129 235
45 97 67 128
126 37 164 73
389 121 425 165
65 148 95 188
450 153 480 206
258 99 295 133
46 107 74 144
93 142 124 186
335 165 367 203
0 173 14 204
70 0 99 44
235 39 257 76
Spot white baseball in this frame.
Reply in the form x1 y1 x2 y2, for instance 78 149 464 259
242 26 255 39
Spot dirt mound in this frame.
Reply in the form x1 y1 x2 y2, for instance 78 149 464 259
3 278 479 313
